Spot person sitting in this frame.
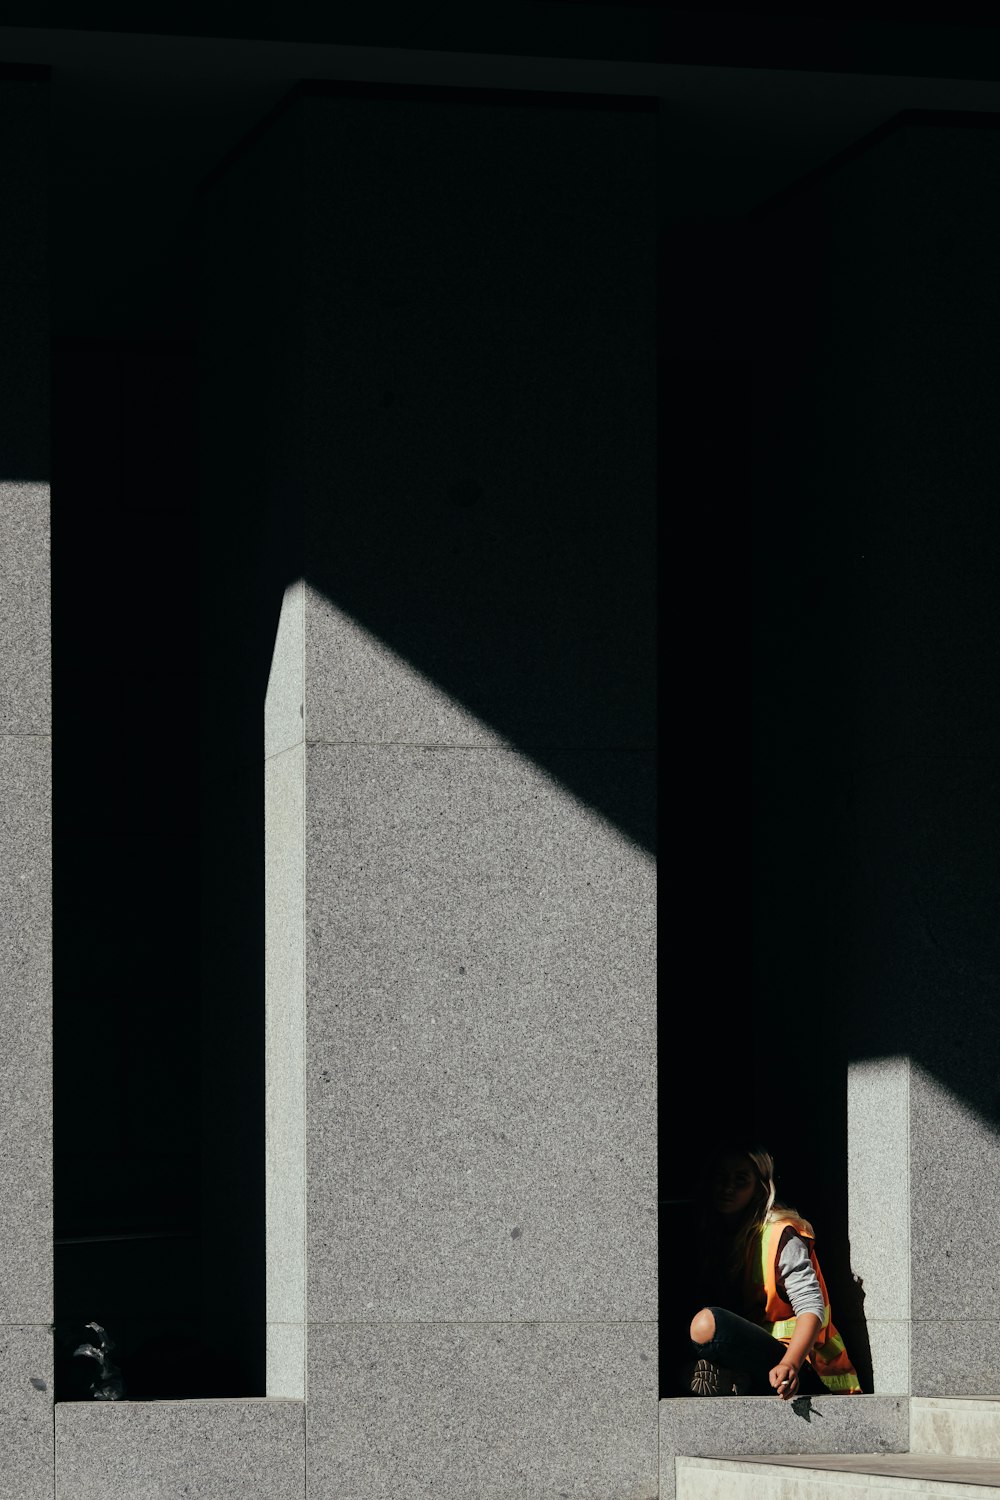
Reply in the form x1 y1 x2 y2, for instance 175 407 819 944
682 1145 861 1398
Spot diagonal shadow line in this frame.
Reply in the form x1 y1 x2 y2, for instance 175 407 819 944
223 452 658 859
268 568 657 859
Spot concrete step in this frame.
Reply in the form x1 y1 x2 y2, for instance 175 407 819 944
676 1452 1000 1497
659 1395 909 1499
911 1397 1000 1459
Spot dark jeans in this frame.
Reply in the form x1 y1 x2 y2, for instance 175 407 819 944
691 1305 824 1395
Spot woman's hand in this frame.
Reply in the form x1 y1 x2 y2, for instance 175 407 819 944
773 1313 820 1399
769 1359 800 1400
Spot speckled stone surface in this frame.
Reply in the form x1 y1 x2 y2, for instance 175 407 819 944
848 1058 909 1316
264 743 306 1394
911 1320 1000 1399
265 579 304 762
749 120 1000 1425
303 742 656 1324
912 1397 1000 1459
306 1320 657 1500
847 1057 910 1394
862 1321 910 1400
303 588 504 749
0 734 51 1324
297 295 656 755
0 1325 53 1500
0 482 49 736
54 1399 305 1500
905 1059 1000 1395
677 1453 1000 1499
0 79 51 1500
282 93 657 758
659 1396 909 1500
266 1323 305 1403
910 1063 1000 1324
204 85 657 1497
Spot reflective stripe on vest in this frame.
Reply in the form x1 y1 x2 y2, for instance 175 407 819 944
750 1217 862 1395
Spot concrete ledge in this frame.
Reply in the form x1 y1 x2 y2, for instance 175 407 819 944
55 1398 305 1500
659 1395 909 1500
911 1396 1000 1459
0 734 52 1325
0 1326 52 1500
676 1452 1000 1499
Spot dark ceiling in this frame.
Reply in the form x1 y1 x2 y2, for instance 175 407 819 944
11 6 1000 75
4 8 1000 336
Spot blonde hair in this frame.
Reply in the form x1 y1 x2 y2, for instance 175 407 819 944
720 1146 815 1279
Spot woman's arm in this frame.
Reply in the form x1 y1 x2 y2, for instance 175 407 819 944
769 1312 821 1399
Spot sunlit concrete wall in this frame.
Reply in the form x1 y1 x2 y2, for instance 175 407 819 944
753 118 1000 1398
0 68 53 1497
202 83 657 1496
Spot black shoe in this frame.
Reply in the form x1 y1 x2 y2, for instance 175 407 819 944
690 1358 728 1396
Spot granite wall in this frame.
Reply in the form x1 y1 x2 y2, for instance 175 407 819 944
0 68 53 1500
200 82 658 1498
752 117 1000 1398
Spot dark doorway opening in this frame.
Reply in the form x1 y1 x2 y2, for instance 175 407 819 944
658 217 864 1396
51 338 263 1399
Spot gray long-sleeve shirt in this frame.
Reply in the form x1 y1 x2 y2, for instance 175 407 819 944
777 1233 825 1322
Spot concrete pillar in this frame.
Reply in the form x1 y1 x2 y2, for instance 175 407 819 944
753 117 1000 1398
201 81 657 1496
0 65 53 1495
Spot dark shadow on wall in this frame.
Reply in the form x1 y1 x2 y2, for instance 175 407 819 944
195 90 660 1403
749 112 1000 1396
195 81 659 1397
51 340 251 1399
44 74 1000 1407
50 337 324 1397
0 67 49 485
52 85 658 1402
753 114 1000 1060
199 78 658 846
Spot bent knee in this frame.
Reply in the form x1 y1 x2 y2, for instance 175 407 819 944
689 1307 716 1345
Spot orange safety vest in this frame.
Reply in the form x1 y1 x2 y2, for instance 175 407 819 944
745 1216 862 1394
